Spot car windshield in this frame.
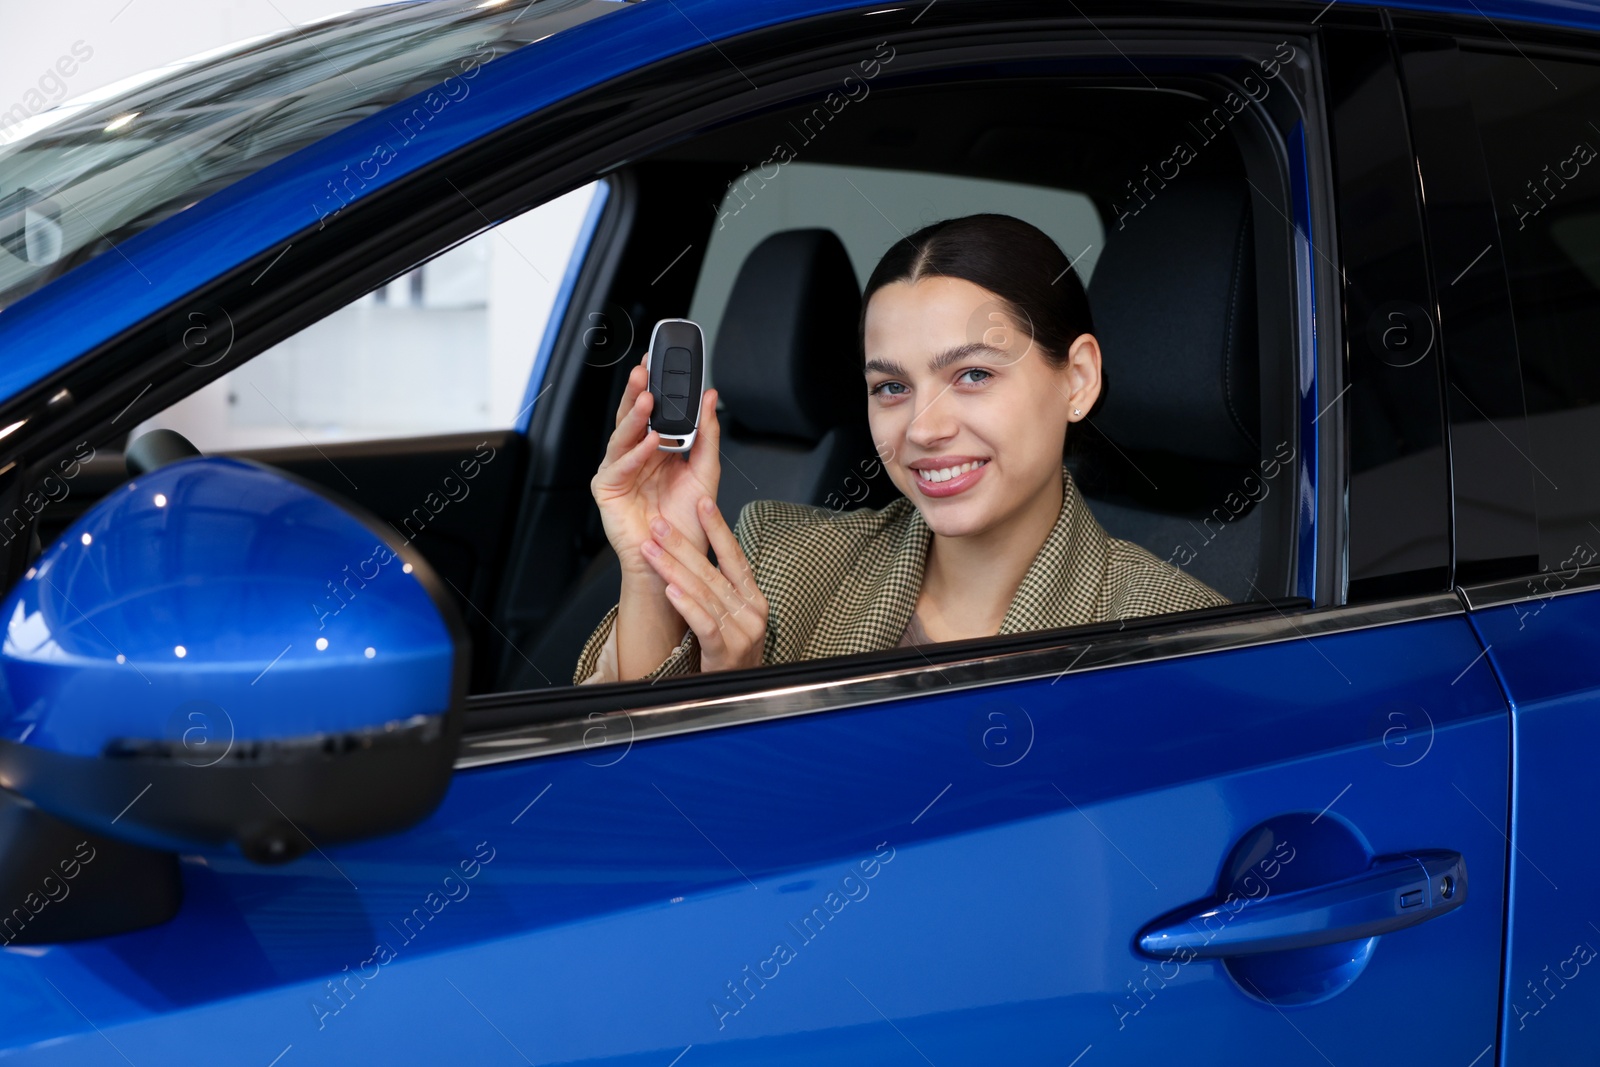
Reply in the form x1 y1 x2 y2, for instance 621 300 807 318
0 0 622 312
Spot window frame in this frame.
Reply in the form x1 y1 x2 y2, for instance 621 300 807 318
468 18 1358 741
459 593 1462 762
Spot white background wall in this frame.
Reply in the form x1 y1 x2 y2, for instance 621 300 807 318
133 186 599 449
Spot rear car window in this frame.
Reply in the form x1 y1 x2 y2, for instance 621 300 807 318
1456 47 1600 572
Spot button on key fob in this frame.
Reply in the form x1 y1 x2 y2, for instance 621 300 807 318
645 318 704 452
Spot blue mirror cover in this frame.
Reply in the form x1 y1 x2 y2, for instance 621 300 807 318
0 456 467 860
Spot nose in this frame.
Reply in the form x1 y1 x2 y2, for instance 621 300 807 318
905 384 958 449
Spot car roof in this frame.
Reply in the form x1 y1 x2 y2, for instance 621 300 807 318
0 0 1597 411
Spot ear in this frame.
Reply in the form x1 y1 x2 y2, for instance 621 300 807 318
1061 333 1103 421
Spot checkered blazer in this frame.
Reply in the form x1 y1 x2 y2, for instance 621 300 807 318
573 464 1231 683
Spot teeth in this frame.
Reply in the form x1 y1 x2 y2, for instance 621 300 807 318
916 460 986 483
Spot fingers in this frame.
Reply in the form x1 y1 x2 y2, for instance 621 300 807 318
601 384 654 468
602 357 653 466
641 514 764 646
687 387 721 487
645 514 758 623
598 423 660 489
649 555 734 659
663 570 760 668
613 359 648 430
597 393 658 482
697 495 762 604
660 574 732 662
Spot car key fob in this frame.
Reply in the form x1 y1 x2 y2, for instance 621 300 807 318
644 318 705 452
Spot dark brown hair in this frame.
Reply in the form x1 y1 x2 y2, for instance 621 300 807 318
860 212 1096 372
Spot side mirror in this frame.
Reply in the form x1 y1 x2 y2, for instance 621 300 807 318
0 456 467 938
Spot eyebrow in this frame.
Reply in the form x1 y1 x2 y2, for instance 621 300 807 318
863 342 1007 378
930 341 1006 371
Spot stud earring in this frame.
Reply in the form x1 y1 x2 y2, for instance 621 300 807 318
1072 408 1081 416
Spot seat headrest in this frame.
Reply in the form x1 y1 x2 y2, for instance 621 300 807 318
1086 177 1260 466
712 229 863 443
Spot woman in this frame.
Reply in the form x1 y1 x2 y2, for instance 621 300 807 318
574 213 1229 684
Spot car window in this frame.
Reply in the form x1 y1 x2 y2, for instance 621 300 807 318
1454 48 1600 574
131 181 603 448
502 43 1314 691
0 0 622 311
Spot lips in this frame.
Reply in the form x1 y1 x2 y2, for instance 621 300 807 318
915 459 986 483
910 458 989 498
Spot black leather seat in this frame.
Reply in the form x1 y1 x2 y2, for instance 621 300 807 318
709 228 893 523
1075 176 1279 602
508 228 887 688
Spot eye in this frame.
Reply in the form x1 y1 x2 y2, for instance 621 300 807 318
869 380 907 397
957 368 993 385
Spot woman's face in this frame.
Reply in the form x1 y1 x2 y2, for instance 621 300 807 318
862 275 1101 538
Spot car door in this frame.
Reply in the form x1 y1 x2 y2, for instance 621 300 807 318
0 4 1511 1065
1395 16 1600 1064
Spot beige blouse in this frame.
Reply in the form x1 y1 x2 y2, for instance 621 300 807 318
575 464 1230 685
580 605 930 685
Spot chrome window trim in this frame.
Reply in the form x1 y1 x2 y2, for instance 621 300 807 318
1458 568 1600 611
456 592 1461 769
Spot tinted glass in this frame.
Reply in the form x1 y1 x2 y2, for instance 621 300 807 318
1455 48 1600 573
0 0 622 311
1328 28 1450 599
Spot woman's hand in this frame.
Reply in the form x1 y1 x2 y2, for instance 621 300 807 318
640 495 769 673
590 353 726 679
591 355 722 580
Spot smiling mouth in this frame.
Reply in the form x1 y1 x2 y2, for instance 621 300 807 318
914 459 988 483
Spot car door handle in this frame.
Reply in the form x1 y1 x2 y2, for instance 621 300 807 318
1136 850 1466 959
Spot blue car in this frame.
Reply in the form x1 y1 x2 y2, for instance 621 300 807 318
0 0 1595 1061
